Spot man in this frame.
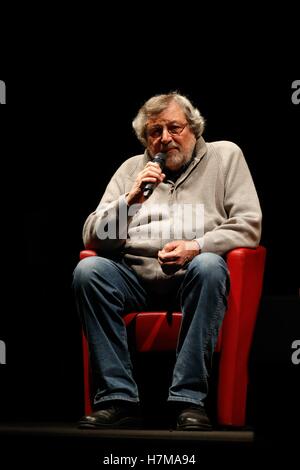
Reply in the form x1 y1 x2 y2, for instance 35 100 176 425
73 92 262 430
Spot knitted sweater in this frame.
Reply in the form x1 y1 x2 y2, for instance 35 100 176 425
83 137 262 292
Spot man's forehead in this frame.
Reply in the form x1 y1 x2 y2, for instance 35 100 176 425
147 102 186 125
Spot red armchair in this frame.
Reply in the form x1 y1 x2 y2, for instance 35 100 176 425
80 246 266 426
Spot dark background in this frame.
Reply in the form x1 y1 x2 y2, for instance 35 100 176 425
0 68 299 436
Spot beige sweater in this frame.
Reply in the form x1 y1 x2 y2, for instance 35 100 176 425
83 137 262 292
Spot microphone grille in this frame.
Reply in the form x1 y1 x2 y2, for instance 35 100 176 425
153 152 166 165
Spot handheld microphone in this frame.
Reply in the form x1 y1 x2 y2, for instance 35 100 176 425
143 152 167 198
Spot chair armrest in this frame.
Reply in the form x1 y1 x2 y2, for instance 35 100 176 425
225 246 266 328
222 245 266 357
80 250 98 260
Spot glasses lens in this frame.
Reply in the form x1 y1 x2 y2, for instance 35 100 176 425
148 123 186 138
169 124 185 135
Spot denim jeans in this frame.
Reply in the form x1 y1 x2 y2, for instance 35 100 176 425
72 253 229 408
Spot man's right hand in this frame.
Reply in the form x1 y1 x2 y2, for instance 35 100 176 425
126 161 165 206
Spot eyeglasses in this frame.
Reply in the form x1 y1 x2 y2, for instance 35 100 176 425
147 123 188 139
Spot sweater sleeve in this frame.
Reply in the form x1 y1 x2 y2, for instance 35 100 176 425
196 143 262 255
82 164 132 253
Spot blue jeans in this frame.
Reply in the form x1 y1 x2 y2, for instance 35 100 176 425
72 253 229 408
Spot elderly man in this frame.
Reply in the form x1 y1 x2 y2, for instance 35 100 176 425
73 92 262 430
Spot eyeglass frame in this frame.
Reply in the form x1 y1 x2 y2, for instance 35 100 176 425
146 122 189 139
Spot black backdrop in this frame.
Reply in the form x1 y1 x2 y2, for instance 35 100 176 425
0 72 299 432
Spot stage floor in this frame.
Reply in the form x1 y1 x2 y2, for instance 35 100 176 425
0 422 294 467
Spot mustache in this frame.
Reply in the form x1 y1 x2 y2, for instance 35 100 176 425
162 144 178 151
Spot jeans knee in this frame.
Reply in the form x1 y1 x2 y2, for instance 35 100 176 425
72 256 111 289
188 252 228 283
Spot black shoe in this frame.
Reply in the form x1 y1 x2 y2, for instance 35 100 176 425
78 401 142 429
176 405 212 431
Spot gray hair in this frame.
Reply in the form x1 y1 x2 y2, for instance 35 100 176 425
132 92 206 147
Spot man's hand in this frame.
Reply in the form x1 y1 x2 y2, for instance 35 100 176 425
158 240 200 272
126 162 165 206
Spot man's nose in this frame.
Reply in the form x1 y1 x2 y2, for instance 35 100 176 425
160 127 173 143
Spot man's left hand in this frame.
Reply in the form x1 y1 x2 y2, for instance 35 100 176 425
158 240 200 269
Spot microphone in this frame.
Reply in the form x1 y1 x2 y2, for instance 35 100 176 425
143 152 167 198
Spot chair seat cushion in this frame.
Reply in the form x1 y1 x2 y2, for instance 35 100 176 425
126 312 222 352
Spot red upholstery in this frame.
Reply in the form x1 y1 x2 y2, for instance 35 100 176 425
80 246 266 426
